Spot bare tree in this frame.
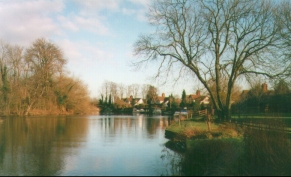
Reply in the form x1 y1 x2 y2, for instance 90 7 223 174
133 0 291 120
109 81 118 102
141 84 151 99
0 38 93 116
126 84 133 97
24 38 66 115
54 75 91 114
6 44 25 115
99 80 111 99
117 83 126 99
0 41 10 114
130 83 140 98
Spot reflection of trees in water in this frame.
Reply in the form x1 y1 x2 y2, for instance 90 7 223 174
0 117 88 176
0 117 28 166
98 116 171 139
146 118 158 135
99 116 137 140
146 117 169 136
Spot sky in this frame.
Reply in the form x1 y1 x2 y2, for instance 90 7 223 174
0 0 200 99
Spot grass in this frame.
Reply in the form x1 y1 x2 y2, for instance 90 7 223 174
231 112 291 118
166 118 243 141
166 120 214 133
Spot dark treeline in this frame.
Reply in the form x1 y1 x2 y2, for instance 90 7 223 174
0 38 95 116
232 80 291 114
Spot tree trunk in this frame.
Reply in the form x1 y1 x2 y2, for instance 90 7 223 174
24 104 32 116
216 107 231 122
225 107 232 122
217 109 225 121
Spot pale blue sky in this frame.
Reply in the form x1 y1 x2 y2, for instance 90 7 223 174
0 0 199 98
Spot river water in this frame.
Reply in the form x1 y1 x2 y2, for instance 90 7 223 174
0 115 180 176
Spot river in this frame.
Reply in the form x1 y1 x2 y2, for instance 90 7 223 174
0 114 180 176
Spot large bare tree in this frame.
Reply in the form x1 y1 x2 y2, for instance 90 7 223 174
133 0 291 120
24 38 66 115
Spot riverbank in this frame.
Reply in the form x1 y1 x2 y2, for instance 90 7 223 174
165 118 244 141
0 105 100 117
164 118 291 176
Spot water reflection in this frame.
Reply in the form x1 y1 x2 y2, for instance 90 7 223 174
98 115 170 139
0 117 88 176
0 115 179 176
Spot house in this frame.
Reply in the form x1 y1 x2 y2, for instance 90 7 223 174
186 90 201 104
162 97 170 107
150 93 166 105
122 96 133 105
156 93 183 108
132 98 145 106
241 83 274 99
157 93 166 104
183 90 210 105
194 96 210 105
122 95 146 106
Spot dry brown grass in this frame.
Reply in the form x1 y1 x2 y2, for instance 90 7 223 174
183 122 244 140
241 125 291 176
180 127 202 138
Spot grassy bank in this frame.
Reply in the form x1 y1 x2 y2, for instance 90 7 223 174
165 119 244 141
165 118 291 176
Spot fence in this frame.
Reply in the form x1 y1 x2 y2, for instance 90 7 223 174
232 118 291 134
189 109 209 118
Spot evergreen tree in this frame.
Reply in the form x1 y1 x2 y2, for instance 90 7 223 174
180 89 187 108
108 94 112 106
104 95 108 106
98 94 104 107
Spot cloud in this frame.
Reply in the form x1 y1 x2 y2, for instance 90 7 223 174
74 0 121 12
58 15 79 32
0 0 64 46
74 16 110 35
128 0 152 7
121 0 151 22
0 0 117 47
122 8 136 16
58 39 115 66
57 14 111 36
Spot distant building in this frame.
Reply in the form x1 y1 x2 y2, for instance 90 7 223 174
186 90 201 104
241 82 274 99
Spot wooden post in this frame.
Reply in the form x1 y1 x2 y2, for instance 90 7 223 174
207 114 211 132
179 113 181 126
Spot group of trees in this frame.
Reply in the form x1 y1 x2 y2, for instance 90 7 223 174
133 0 291 120
97 80 162 107
0 38 93 116
233 79 291 113
97 81 162 113
97 79 209 114
98 80 160 101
